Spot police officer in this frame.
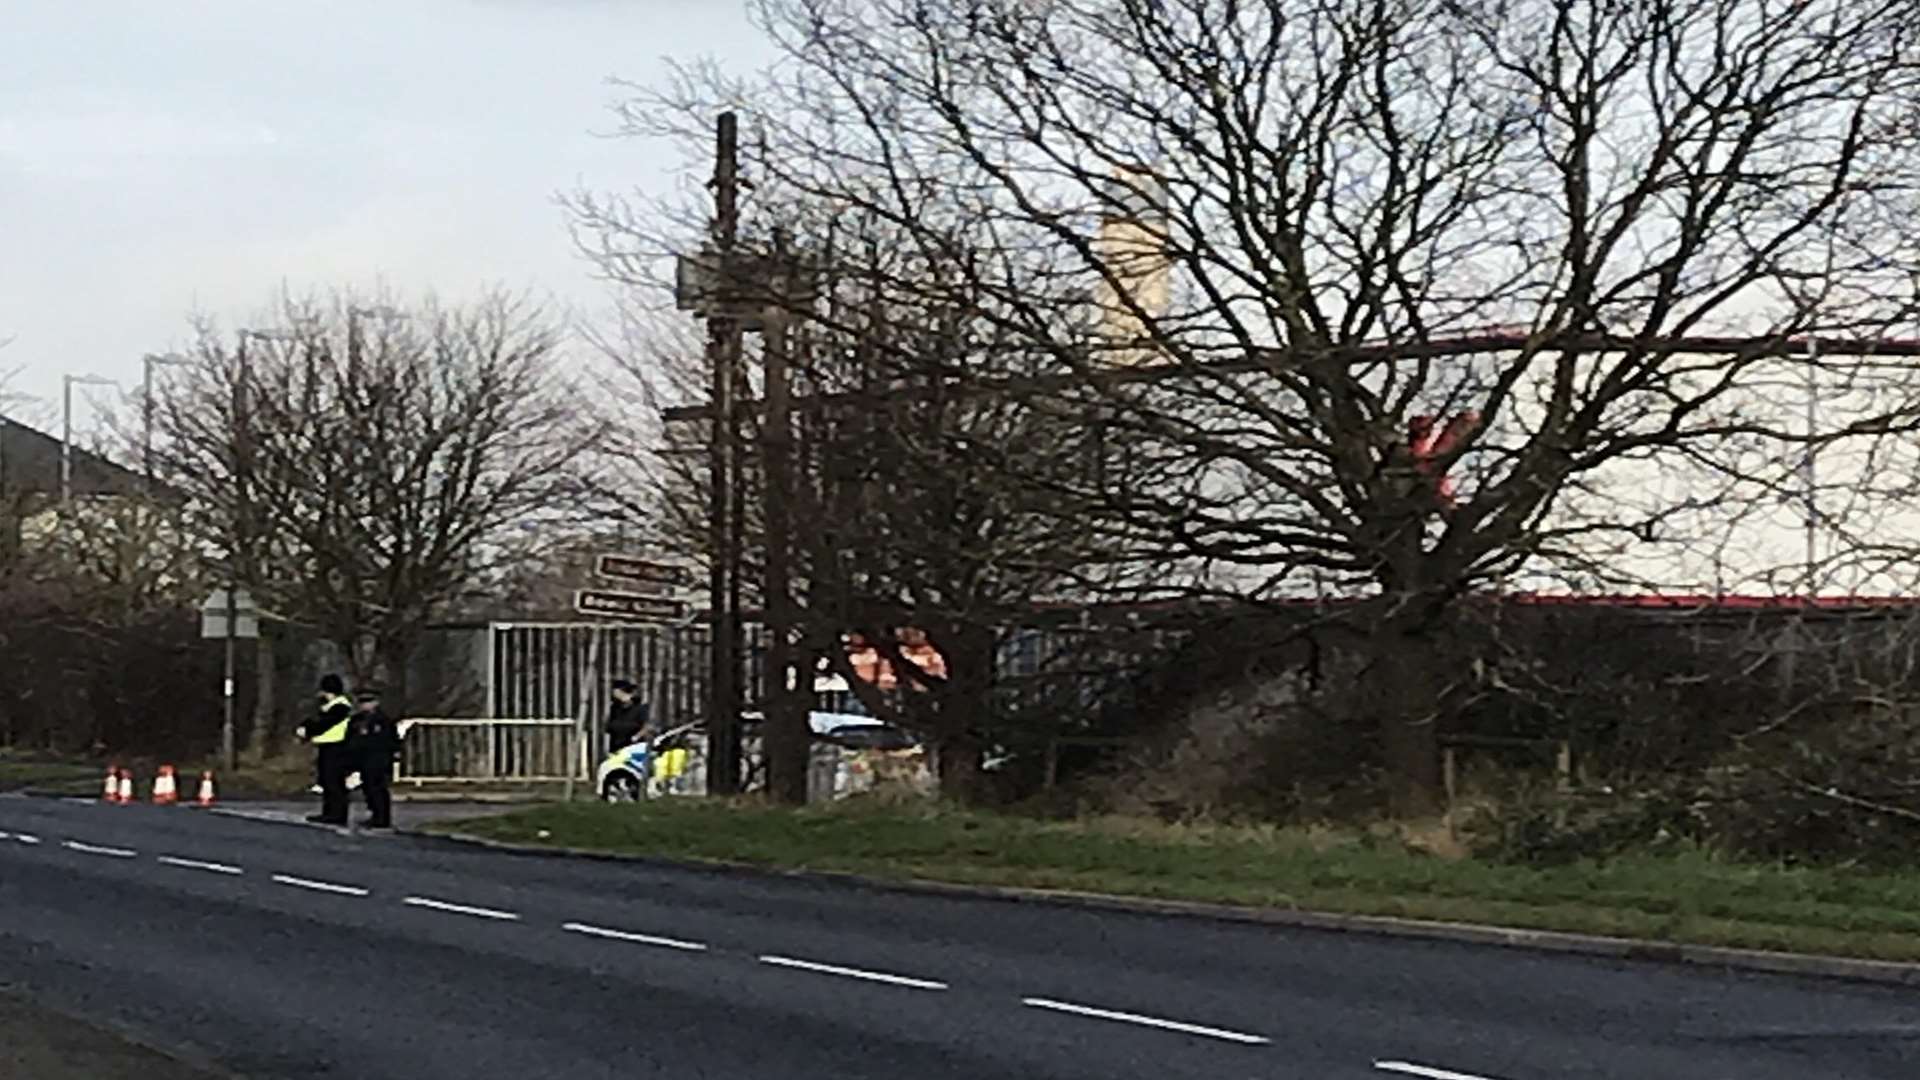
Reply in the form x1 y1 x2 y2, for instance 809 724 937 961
605 678 652 758
298 674 354 825
348 688 400 830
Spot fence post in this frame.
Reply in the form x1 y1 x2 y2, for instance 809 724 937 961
1554 739 1573 830
1442 746 1458 837
566 630 606 802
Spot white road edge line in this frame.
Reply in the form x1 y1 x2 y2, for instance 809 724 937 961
758 955 948 991
403 896 520 921
1375 1061 1507 1080
562 921 708 952
63 798 96 805
158 856 243 876
64 840 137 858
1021 997 1271 1046
271 874 369 897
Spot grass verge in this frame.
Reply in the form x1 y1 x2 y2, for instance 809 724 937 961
429 798 1920 964
0 749 312 800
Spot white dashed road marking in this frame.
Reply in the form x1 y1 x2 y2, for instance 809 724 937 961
758 955 949 991
1375 1062 1508 1080
158 856 244 875
403 896 520 921
1021 997 1271 1045
64 840 137 858
14 833 39 845
272 874 370 897
562 922 708 952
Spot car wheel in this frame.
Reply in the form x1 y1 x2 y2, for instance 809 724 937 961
601 772 642 803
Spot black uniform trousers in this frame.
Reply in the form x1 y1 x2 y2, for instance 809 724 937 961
315 744 352 824
359 749 393 827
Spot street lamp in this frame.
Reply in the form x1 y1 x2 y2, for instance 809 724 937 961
142 352 190 485
345 305 408 378
1801 336 1820 598
61 373 116 507
228 328 297 529
348 304 407 323
222 328 299 774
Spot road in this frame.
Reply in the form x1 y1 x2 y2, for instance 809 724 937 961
1 794 1914 1080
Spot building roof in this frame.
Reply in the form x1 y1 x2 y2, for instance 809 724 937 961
0 416 149 498
1020 590 1920 628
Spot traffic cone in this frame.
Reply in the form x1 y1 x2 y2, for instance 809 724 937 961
195 772 217 808
152 765 178 806
115 770 134 805
103 766 119 802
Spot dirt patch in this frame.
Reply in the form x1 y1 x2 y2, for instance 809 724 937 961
0 990 226 1080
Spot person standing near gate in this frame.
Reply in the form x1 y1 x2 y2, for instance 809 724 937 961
298 674 354 825
605 678 652 758
348 688 400 830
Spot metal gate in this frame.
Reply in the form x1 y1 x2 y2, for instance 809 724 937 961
396 718 578 784
487 622 715 779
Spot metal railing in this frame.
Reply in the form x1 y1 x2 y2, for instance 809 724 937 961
396 718 582 785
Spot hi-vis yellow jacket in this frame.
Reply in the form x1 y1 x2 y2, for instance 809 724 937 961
304 694 354 745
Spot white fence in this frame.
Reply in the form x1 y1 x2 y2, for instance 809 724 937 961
396 718 582 784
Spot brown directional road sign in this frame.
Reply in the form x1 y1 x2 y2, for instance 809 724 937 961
575 589 687 622
595 555 695 589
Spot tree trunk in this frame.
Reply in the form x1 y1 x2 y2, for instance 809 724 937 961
245 630 277 763
1372 628 1446 819
765 630 811 806
930 624 995 805
934 726 983 802
375 639 412 716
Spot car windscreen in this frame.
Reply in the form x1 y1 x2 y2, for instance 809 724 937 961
820 725 917 751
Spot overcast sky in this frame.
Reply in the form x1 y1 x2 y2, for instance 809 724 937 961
0 0 770 429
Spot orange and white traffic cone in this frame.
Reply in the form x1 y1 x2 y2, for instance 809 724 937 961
103 766 119 802
152 765 178 805
195 772 217 808
115 770 134 805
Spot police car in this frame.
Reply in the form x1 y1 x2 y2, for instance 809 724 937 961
596 712 916 801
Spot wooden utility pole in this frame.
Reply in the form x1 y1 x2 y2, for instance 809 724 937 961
762 229 808 804
704 112 745 795
226 336 254 776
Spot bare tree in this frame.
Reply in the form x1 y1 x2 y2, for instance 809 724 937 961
608 0 1920 814
150 291 601 711
0 422 216 757
570 226 1121 799
793 265 1126 797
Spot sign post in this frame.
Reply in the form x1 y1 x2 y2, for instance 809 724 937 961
564 629 604 803
200 587 259 774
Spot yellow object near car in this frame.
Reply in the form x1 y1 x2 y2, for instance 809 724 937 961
653 747 691 780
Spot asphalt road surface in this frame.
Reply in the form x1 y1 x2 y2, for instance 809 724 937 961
2 794 1915 1079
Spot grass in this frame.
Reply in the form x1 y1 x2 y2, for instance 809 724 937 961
429 798 1920 964
0 748 557 802
0 748 313 800
0 753 102 795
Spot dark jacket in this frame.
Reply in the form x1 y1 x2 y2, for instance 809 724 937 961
605 698 652 746
347 707 402 760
